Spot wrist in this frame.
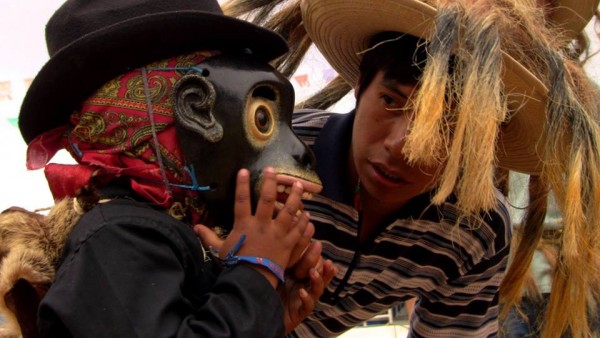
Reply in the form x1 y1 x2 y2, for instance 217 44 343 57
244 263 280 288
237 255 285 285
213 234 286 287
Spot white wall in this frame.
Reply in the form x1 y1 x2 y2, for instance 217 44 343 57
0 0 66 211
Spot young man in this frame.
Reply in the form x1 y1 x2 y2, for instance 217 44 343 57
289 31 513 337
213 0 600 337
0 0 337 336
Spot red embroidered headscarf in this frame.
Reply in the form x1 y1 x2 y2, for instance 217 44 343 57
26 51 220 223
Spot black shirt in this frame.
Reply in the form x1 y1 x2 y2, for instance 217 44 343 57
38 198 284 338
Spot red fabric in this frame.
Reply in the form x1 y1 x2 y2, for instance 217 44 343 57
26 125 68 171
26 51 219 222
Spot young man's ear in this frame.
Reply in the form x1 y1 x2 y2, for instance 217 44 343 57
354 74 363 99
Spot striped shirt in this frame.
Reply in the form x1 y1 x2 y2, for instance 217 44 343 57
290 110 511 338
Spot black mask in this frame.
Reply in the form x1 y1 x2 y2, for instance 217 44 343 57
174 53 321 228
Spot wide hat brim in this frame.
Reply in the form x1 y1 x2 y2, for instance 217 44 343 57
302 0 549 174
553 0 599 38
19 10 288 144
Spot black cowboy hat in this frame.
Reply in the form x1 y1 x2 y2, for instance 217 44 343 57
19 0 288 144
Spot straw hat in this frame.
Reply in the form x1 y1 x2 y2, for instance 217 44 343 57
552 0 599 39
301 0 549 174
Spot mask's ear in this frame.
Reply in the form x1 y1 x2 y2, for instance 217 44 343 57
174 73 223 143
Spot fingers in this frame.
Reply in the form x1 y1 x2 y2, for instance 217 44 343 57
229 167 314 275
292 240 323 279
254 167 278 221
273 181 307 248
289 211 311 244
307 259 336 300
307 269 324 302
233 168 252 223
322 259 337 286
256 167 306 234
277 181 305 225
194 224 224 249
288 221 315 267
296 288 315 320
295 261 336 320
281 258 337 334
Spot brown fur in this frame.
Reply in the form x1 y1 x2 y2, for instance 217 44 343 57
0 199 83 337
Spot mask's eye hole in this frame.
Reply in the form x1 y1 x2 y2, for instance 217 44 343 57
245 95 277 146
255 106 271 134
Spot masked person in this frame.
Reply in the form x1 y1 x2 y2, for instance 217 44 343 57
0 0 337 337
212 0 600 337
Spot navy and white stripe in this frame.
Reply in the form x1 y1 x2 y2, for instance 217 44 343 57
290 110 511 338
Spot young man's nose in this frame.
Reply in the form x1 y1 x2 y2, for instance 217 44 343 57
383 119 409 158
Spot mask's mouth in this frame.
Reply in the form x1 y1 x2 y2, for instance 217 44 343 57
273 173 322 211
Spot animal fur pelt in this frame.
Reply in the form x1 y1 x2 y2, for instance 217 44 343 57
0 199 82 338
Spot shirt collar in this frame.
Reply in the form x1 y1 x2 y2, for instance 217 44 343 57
312 110 356 205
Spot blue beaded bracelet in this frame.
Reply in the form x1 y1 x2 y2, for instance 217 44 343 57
212 234 285 283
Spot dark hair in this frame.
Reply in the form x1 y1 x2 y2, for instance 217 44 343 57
356 32 428 99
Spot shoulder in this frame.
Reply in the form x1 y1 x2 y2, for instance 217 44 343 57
292 109 337 129
292 109 342 148
64 199 201 262
71 199 185 236
79 198 182 226
439 190 512 262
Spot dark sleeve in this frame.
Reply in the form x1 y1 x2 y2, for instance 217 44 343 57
38 206 285 338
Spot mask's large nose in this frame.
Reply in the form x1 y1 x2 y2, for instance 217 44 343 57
291 134 317 171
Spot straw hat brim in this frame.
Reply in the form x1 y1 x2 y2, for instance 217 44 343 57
302 0 549 174
553 0 599 38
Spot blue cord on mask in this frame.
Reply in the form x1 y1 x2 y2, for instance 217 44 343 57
167 164 212 191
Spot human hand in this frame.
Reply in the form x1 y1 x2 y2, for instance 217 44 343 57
196 167 310 288
196 226 337 333
280 241 337 333
195 205 315 269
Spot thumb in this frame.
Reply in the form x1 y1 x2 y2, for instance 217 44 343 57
194 224 224 250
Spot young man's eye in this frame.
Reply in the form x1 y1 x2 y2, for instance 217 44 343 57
382 94 396 106
382 93 405 110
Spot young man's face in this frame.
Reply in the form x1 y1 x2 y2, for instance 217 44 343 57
351 70 441 207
